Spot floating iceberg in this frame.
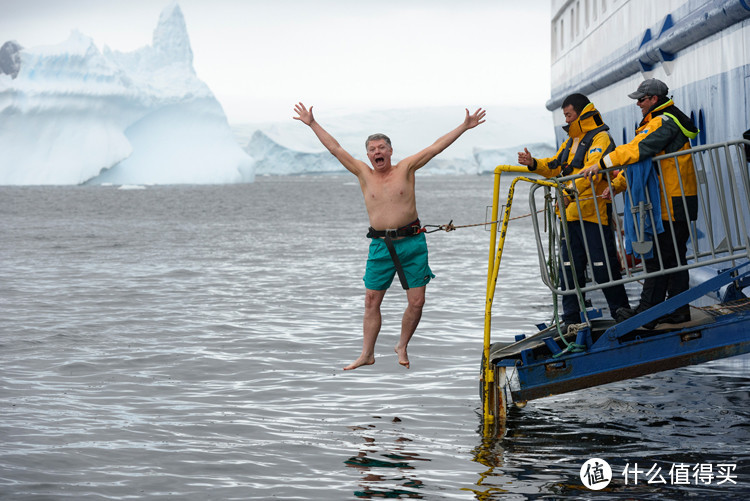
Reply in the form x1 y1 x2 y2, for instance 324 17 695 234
0 3 254 185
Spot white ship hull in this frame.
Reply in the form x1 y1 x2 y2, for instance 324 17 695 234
548 0 749 147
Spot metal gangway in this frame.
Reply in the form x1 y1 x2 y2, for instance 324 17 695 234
481 139 750 431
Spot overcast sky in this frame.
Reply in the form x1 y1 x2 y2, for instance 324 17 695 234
1 0 552 124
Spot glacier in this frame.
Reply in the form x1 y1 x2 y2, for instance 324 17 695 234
0 3 253 185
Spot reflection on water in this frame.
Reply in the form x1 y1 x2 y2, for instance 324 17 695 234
339 356 750 501
345 419 428 499
468 359 750 500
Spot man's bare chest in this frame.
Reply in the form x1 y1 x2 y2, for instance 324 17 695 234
368 180 411 200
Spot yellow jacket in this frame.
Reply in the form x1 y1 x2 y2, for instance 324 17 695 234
601 99 699 221
530 103 614 224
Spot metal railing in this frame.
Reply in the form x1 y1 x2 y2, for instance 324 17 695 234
527 140 750 302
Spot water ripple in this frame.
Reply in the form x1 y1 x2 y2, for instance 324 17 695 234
1 178 749 500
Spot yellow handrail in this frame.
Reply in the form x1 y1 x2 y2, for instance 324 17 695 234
482 165 558 432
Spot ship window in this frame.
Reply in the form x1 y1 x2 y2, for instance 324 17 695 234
593 0 598 19
602 0 607 13
622 128 627 144
585 0 590 28
570 8 575 42
560 19 565 49
552 23 557 55
576 1 581 37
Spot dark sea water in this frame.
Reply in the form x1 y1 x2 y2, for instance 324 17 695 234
1 175 748 500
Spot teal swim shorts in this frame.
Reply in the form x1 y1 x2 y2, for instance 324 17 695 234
363 232 435 290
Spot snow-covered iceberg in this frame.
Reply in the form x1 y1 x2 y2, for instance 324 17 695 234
246 129 345 176
0 3 253 185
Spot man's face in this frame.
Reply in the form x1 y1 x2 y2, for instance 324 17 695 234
366 139 393 170
637 95 657 117
562 105 579 125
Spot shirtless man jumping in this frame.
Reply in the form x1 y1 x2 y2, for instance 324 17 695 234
293 103 486 370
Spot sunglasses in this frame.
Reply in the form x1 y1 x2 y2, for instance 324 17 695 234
637 96 652 104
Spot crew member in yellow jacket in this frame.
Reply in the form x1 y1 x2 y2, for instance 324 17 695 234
518 93 629 327
582 79 699 326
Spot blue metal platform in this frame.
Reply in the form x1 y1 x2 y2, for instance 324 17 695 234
491 263 750 403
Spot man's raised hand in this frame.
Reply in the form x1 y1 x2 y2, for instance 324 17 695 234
464 108 487 129
293 102 314 126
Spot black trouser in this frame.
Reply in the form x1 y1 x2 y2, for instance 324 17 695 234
639 220 690 315
560 221 630 324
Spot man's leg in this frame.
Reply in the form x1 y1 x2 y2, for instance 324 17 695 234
395 285 425 369
585 221 630 318
561 224 587 325
665 221 691 319
636 224 674 311
344 288 387 370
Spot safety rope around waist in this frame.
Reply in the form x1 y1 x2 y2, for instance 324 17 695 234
365 210 547 290
366 219 423 239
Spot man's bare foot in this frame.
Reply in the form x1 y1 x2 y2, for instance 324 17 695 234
394 346 410 369
343 355 375 371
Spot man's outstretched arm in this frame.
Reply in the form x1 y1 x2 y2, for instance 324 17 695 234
293 103 367 176
401 108 486 172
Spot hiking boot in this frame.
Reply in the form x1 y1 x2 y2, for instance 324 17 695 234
615 306 657 329
657 311 691 325
615 307 637 323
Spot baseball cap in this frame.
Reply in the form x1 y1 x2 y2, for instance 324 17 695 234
628 78 669 99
